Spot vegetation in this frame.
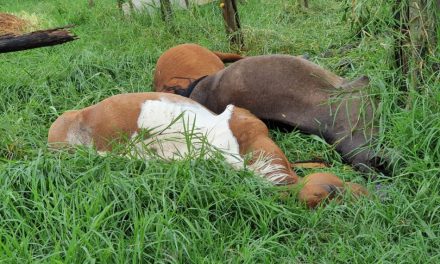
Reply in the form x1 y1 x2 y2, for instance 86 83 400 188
1 0 439 262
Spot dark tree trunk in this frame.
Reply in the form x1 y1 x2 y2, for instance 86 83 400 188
393 0 410 83
160 0 173 22
117 0 124 10
0 26 78 53
393 0 438 107
304 0 309 8
221 0 243 47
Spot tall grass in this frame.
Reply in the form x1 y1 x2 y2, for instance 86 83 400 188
1 0 439 262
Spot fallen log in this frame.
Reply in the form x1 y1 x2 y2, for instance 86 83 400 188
0 25 78 53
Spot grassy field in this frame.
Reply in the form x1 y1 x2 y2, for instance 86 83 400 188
1 0 439 262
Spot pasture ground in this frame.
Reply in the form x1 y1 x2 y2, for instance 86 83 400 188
1 0 439 262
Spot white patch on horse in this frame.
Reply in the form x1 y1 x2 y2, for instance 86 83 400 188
133 98 243 167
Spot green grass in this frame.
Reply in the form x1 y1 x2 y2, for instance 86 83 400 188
1 0 439 262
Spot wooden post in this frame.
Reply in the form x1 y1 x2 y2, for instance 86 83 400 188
393 0 439 107
160 0 173 22
0 26 78 53
117 0 124 10
393 0 410 84
220 0 243 47
304 0 309 8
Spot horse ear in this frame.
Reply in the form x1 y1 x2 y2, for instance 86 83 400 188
212 51 244 63
341 75 370 90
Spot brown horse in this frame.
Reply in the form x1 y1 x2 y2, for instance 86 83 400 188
48 92 367 208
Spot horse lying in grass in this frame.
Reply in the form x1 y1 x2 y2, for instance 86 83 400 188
153 45 387 173
48 92 367 208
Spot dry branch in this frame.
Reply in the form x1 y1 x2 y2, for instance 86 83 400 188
0 25 78 54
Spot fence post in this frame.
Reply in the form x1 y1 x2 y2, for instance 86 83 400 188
160 0 173 22
117 0 124 10
393 0 438 104
221 0 244 48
